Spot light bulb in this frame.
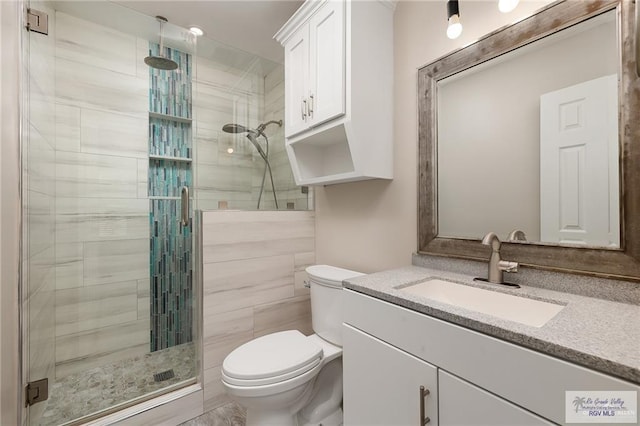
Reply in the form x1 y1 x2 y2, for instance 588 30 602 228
498 0 519 13
189 27 204 36
226 147 234 154
447 14 463 39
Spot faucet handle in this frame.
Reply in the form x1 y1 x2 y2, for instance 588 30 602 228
498 260 518 273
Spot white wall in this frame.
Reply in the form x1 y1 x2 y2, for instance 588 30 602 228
315 0 551 273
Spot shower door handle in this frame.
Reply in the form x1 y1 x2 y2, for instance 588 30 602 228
180 186 189 226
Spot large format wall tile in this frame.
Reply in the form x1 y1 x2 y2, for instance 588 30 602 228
55 151 138 199
55 281 138 337
55 104 81 152
56 12 137 77
55 319 148 378
55 57 147 116
202 211 314 262
55 197 148 243
55 243 83 289
203 255 294 315
83 239 149 286
81 108 147 158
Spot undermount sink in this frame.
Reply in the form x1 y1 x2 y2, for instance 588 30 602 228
400 279 565 328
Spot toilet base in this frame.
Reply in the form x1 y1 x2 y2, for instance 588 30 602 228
299 407 343 426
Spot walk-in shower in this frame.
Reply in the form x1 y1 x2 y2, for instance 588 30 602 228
222 120 283 209
21 1 306 424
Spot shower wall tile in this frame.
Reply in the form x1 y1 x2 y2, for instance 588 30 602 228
55 281 138 337
55 197 148 243
137 159 148 198
137 279 150 321
201 211 314 411
55 320 148 378
197 163 253 193
55 243 84 290
26 191 55 257
55 151 138 199
55 12 137 77
81 109 147 158
202 308 254 370
253 295 313 338
27 124 56 196
83 239 149 286
55 104 81 152
55 57 147 116
203 255 294 316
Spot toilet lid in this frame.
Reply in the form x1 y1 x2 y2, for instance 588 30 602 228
306 265 365 288
222 330 323 384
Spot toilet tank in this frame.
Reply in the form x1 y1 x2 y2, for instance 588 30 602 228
306 265 364 346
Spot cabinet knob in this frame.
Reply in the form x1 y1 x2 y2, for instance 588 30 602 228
419 385 431 426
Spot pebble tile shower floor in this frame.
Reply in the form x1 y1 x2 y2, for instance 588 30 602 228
40 343 195 426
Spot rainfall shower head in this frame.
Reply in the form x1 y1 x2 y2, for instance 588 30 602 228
145 16 179 71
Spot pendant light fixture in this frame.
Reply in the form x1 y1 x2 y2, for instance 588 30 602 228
498 0 520 13
447 0 463 40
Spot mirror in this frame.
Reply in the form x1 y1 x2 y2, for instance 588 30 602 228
437 10 619 248
418 0 640 279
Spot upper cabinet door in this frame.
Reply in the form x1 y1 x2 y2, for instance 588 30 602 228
284 25 310 138
308 0 346 127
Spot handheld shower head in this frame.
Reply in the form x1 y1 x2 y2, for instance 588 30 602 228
221 123 267 161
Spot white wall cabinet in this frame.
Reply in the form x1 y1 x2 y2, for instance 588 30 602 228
343 324 438 426
275 0 394 185
285 0 345 137
343 289 640 425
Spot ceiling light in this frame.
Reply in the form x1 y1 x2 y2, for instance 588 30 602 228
227 147 234 154
189 27 204 37
498 0 520 13
447 0 463 40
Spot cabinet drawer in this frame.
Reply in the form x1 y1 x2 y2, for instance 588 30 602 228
440 370 554 426
343 324 438 426
344 289 640 425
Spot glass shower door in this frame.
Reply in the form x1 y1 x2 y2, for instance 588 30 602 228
22 2 198 424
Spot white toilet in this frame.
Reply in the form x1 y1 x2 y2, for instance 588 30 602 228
221 265 364 426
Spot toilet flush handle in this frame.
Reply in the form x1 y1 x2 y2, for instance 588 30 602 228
303 280 310 288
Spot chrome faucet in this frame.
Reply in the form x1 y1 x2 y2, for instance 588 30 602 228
481 232 518 284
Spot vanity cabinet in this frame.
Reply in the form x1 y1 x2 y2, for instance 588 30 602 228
274 0 394 186
343 324 438 426
343 289 640 425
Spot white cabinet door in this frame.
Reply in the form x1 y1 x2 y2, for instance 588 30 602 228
308 0 345 127
439 370 554 426
343 324 438 426
284 24 310 138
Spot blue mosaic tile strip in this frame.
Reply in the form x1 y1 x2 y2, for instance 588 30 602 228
148 43 192 118
149 119 192 158
149 42 193 352
149 199 193 351
148 160 192 198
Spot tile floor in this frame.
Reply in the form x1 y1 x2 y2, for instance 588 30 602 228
40 342 195 426
179 402 246 426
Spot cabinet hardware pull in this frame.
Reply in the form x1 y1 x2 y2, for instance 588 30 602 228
301 98 307 120
309 94 314 117
419 386 431 425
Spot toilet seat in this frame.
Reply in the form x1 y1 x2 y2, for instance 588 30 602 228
222 330 323 387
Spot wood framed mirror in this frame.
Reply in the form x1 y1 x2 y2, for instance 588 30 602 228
418 0 640 280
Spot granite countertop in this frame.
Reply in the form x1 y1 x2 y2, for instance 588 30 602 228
344 265 640 385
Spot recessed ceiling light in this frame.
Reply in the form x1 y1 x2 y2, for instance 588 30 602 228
189 27 204 36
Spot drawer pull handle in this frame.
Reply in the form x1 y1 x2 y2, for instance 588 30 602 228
301 98 307 120
419 385 431 425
